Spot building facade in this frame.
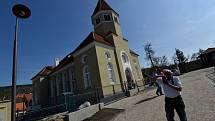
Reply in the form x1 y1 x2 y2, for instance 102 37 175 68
0 101 11 121
32 0 144 108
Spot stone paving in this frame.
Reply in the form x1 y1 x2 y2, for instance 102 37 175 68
105 67 215 121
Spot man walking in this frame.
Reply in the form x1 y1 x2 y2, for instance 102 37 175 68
157 69 187 121
155 67 164 96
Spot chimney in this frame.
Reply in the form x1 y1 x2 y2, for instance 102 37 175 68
54 58 60 66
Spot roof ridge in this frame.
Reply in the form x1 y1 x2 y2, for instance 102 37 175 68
92 0 117 16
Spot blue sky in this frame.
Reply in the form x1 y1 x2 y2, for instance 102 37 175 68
1 0 215 86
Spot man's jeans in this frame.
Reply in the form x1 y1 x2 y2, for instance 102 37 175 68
165 95 187 121
156 82 163 95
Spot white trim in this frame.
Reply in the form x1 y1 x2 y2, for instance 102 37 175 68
120 51 135 82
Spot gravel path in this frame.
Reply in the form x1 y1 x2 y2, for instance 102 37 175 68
105 67 215 121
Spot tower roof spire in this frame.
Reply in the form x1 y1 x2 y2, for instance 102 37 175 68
92 0 118 16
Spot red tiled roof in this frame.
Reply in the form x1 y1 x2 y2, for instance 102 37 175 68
71 32 113 54
92 0 118 16
50 54 74 75
50 32 114 74
31 66 53 80
16 94 32 102
16 102 26 111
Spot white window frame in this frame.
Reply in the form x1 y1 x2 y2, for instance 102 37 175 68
121 52 129 64
105 51 111 60
107 63 116 84
83 65 91 89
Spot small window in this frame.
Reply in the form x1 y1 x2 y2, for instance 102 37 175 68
122 53 129 64
105 52 111 60
107 63 116 84
96 18 101 24
133 59 137 64
114 16 118 23
82 55 87 64
104 14 111 21
83 66 91 88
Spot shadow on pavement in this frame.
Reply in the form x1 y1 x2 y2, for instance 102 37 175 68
83 108 125 121
135 95 159 105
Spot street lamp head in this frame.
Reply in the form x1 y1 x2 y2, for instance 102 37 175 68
12 4 31 19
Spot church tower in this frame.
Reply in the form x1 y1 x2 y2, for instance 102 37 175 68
91 0 123 37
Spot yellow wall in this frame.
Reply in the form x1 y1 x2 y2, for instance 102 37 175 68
130 53 144 86
0 101 11 121
95 42 123 95
73 44 102 93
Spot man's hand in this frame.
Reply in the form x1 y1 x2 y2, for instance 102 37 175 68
167 82 182 91
162 77 168 84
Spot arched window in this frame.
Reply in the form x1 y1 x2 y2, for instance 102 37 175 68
107 63 116 84
95 17 101 25
83 66 91 88
104 14 111 21
82 55 87 64
69 69 75 92
105 52 111 60
121 53 129 64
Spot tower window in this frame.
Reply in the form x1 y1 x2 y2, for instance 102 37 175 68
114 16 118 23
96 18 101 25
104 14 111 21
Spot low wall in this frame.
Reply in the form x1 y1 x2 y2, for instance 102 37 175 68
0 101 11 121
66 103 104 121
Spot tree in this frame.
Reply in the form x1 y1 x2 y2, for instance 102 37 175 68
175 49 187 64
191 53 198 61
160 56 169 66
152 56 169 67
144 42 155 67
171 54 178 65
198 48 205 55
190 48 205 61
187 54 191 62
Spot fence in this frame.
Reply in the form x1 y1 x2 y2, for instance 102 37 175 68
17 88 101 121
17 83 145 121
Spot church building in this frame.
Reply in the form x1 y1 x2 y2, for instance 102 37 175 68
32 0 144 108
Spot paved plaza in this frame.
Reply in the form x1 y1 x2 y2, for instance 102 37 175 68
103 67 215 121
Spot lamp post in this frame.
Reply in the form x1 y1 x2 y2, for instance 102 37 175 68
11 4 31 121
